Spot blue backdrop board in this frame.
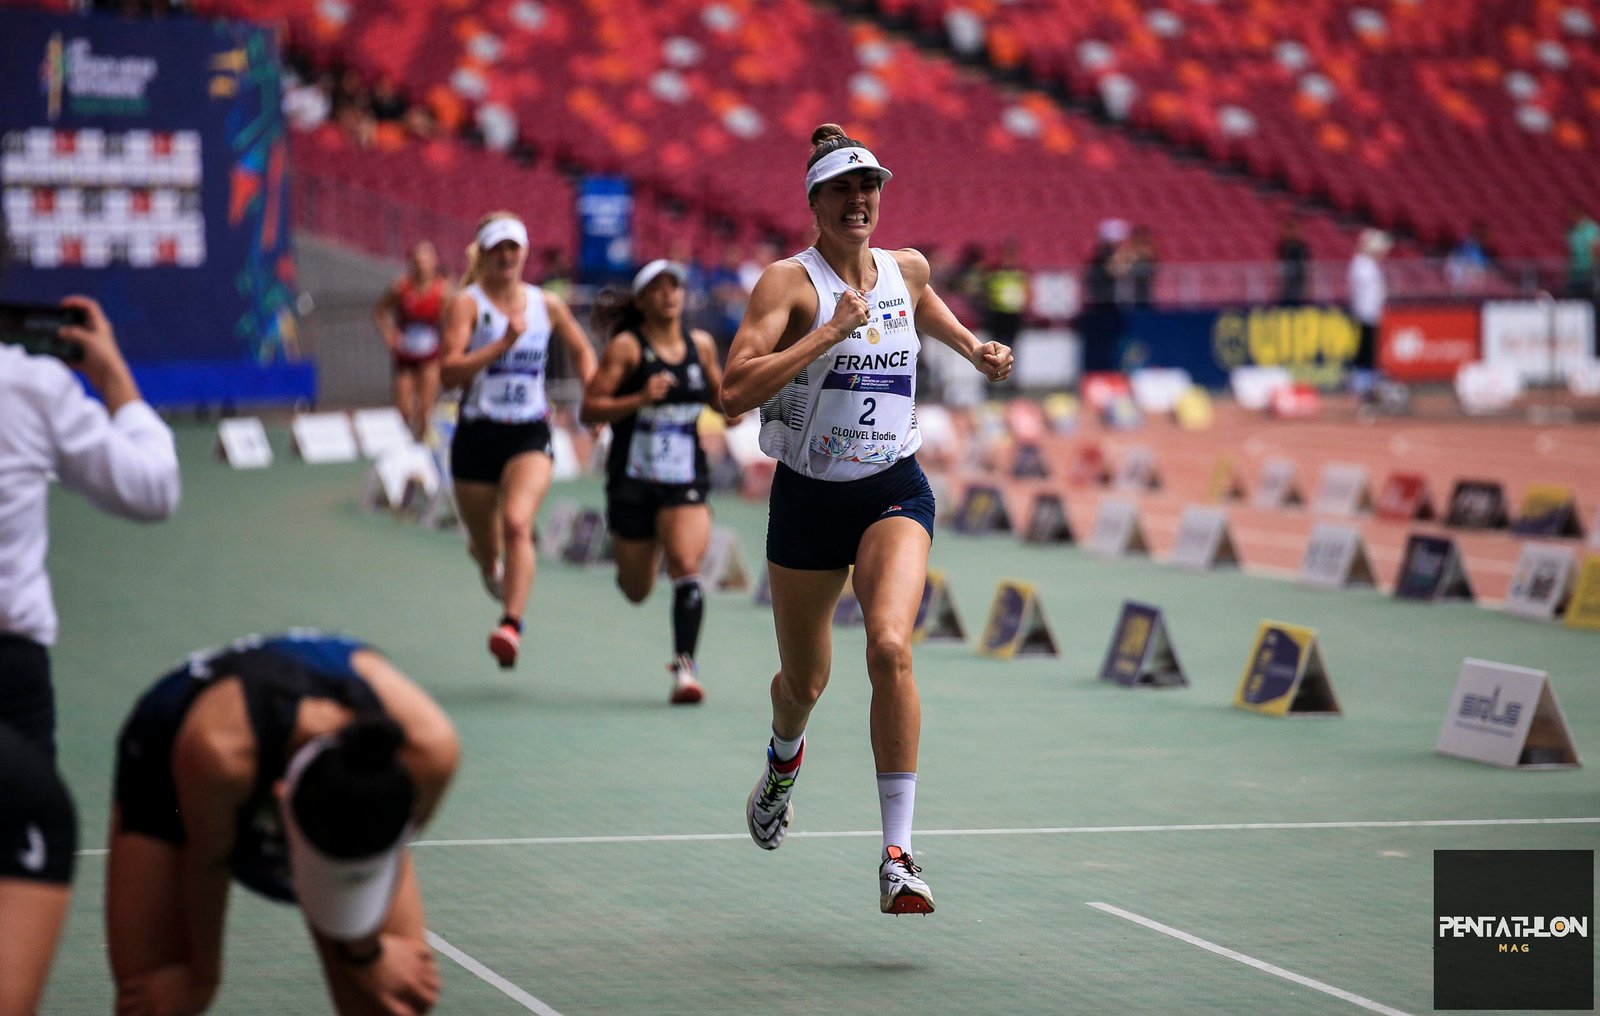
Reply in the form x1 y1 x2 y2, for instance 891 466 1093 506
1120 306 1360 390
576 174 633 285
0 9 305 407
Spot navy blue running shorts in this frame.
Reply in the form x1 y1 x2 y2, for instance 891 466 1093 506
766 455 935 571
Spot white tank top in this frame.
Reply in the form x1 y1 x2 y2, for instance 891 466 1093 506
460 283 553 423
758 247 921 481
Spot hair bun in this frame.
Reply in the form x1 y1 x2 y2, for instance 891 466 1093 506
811 123 847 147
336 716 405 773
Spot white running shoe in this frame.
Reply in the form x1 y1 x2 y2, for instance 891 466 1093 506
879 845 934 914
668 655 704 705
746 741 802 850
480 561 505 603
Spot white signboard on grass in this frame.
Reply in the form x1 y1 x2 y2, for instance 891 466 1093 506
1436 659 1580 769
215 417 272 469
291 412 359 464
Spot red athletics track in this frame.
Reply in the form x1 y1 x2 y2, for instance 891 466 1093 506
926 392 1600 604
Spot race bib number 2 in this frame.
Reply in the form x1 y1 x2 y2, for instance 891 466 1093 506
810 370 908 463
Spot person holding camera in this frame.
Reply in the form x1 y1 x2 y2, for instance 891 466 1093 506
0 292 180 1015
0 293 181 756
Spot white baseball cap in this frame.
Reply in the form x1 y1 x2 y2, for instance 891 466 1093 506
805 145 893 197
282 733 414 941
476 217 528 251
632 258 687 296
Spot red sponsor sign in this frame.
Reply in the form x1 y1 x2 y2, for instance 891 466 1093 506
1378 305 1481 382
1375 472 1435 521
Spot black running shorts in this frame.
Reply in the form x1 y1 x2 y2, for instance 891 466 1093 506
0 723 76 885
450 418 554 484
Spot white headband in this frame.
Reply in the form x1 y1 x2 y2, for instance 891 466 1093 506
283 734 413 941
476 217 528 250
805 146 893 197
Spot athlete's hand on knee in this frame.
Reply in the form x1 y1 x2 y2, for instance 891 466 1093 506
349 934 442 1015
973 340 1013 382
116 963 212 1016
827 289 871 342
642 370 678 403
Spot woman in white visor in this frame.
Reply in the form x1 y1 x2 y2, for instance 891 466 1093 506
721 124 1012 914
440 212 597 671
581 259 732 705
106 631 458 1015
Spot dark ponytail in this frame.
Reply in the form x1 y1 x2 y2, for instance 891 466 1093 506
591 287 644 341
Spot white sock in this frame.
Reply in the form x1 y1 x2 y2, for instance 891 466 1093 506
771 728 804 764
877 772 917 855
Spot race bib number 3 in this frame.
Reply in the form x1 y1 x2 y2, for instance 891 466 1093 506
627 404 700 484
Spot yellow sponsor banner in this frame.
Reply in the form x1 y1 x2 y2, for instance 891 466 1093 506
1563 555 1600 632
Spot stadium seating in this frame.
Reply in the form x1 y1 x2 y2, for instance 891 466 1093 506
865 0 1600 259
203 0 1372 292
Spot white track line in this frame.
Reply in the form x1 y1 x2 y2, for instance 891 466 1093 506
426 929 564 1015
405 816 1600 850
1086 902 1415 1016
76 816 1599 856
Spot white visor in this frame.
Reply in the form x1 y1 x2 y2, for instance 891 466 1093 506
476 217 528 251
282 735 412 942
805 146 893 197
632 258 687 296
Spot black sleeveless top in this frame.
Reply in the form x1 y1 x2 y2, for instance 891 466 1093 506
605 330 711 490
113 632 384 903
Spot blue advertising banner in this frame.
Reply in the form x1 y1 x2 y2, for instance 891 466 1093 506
0 9 307 406
575 174 632 284
1119 306 1361 390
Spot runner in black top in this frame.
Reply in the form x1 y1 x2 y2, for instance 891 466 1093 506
581 259 732 704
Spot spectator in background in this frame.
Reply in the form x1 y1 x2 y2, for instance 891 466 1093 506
740 240 777 296
1565 206 1599 302
982 240 1029 349
667 239 714 338
708 244 749 351
538 247 574 303
282 70 334 134
369 77 409 127
1078 219 1128 373
331 69 377 149
1276 217 1311 305
946 244 986 326
1445 221 1493 294
1125 225 1158 309
1347 228 1391 400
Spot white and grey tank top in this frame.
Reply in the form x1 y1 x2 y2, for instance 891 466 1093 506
459 283 553 424
757 247 921 481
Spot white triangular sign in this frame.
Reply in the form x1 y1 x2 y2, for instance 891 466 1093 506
1502 544 1576 620
215 417 273 469
1297 524 1377 589
1167 505 1240 570
1436 659 1580 769
1087 497 1148 558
